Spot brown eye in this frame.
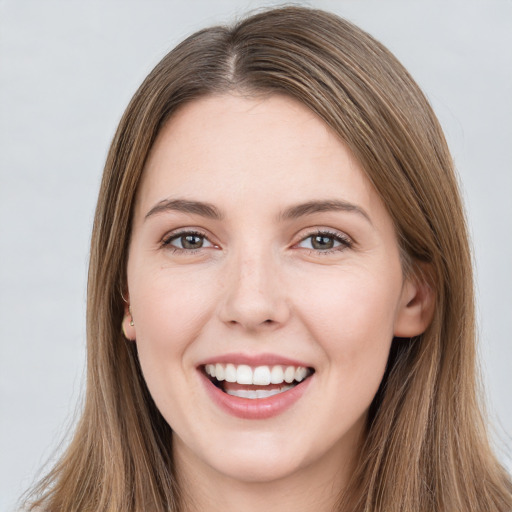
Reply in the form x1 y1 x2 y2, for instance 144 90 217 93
165 232 213 250
297 231 351 252
181 234 204 249
311 235 335 250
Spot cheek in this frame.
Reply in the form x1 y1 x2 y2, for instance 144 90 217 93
284 266 402 455
128 267 222 427
133 266 216 334
129 267 219 376
294 267 400 376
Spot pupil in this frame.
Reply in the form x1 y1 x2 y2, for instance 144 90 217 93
312 235 333 250
182 235 203 249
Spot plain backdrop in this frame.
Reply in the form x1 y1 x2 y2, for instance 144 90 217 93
1 0 511 509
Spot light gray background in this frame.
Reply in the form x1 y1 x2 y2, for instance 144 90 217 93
1 1 511 509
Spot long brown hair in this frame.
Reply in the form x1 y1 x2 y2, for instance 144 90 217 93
25 7 512 511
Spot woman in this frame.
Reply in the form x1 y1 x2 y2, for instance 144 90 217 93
23 6 512 512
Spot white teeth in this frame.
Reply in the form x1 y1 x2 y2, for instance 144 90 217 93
270 365 284 384
226 385 294 399
204 363 311 386
256 388 278 398
236 365 253 385
215 363 225 381
253 366 271 385
225 363 237 383
284 366 295 383
295 367 308 382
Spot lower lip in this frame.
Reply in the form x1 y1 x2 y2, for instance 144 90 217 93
200 372 313 420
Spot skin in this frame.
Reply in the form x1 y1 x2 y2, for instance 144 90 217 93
123 94 433 512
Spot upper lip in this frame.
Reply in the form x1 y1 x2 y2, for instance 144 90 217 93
197 352 313 369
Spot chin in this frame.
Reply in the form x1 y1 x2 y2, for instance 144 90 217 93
208 448 307 484
174 428 314 485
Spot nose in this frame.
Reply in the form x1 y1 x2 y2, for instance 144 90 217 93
218 251 290 331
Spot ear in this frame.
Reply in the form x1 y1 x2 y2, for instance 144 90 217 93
121 293 136 341
393 264 435 337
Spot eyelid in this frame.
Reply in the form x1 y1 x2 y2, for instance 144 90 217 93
293 228 354 252
161 228 218 250
160 227 352 254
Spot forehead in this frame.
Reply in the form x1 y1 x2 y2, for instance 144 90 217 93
136 93 379 220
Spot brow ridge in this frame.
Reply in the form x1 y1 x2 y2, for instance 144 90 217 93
278 200 372 224
145 198 370 225
145 199 223 220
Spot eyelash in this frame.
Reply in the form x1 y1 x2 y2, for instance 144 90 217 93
161 229 353 255
162 230 212 254
297 230 353 255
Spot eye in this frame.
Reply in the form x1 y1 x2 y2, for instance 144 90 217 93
296 231 352 252
163 231 214 251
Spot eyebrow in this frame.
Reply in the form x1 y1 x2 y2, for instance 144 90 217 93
145 199 224 220
278 200 372 225
144 198 371 225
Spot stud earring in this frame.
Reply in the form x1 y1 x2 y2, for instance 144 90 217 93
122 308 135 340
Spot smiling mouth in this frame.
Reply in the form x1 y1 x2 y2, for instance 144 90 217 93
203 363 314 399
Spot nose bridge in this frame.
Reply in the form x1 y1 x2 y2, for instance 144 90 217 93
220 241 289 329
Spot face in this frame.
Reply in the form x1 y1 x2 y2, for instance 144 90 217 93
124 94 426 487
